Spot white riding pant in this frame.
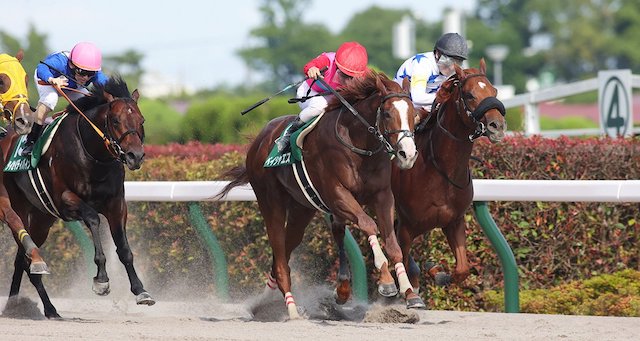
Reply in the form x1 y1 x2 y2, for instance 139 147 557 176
34 70 89 110
296 81 328 123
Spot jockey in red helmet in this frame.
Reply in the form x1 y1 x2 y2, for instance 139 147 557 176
276 41 369 152
22 42 109 156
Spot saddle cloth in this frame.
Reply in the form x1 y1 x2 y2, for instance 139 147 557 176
4 113 68 172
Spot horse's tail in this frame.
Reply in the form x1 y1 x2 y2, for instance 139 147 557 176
213 165 249 200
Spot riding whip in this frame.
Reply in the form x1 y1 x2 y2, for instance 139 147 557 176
240 66 327 115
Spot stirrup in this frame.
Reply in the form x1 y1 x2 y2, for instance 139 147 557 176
21 142 34 156
275 135 291 153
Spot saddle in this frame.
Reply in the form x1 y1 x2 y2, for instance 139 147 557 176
263 114 324 168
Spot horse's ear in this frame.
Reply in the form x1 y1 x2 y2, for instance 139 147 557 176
132 89 140 102
401 77 410 94
103 91 115 103
376 75 389 96
479 58 487 75
16 49 24 62
454 63 464 79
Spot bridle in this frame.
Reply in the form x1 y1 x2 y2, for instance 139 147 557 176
317 78 415 157
428 73 506 189
435 73 506 142
76 98 144 164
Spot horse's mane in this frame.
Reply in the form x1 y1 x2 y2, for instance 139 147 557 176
326 70 398 112
435 67 480 104
67 75 131 115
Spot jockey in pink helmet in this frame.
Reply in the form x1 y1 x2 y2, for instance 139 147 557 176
275 41 369 152
22 42 109 156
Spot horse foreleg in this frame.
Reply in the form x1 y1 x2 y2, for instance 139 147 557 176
329 217 351 304
444 219 471 284
396 219 420 292
102 200 155 306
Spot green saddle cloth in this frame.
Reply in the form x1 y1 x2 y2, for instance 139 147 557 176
263 117 317 168
4 114 67 172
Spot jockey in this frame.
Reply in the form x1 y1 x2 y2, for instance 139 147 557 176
22 42 109 156
394 32 468 116
275 41 369 152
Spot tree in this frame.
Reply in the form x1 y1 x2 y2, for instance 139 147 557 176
237 0 337 89
0 24 49 106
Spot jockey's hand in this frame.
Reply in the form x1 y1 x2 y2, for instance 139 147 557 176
48 76 68 88
306 67 323 80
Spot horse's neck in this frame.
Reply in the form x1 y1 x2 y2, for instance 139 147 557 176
75 110 114 165
425 100 475 173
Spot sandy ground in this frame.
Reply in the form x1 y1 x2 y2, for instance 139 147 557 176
1 294 639 341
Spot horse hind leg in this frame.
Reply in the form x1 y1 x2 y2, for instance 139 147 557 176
328 217 351 305
8 249 60 318
0 198 49 274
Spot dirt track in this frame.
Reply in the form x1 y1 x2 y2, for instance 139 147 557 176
1 295 639 341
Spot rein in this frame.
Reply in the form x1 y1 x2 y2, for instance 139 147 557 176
426 73 505 189
317 78 411 157
53 85 128 163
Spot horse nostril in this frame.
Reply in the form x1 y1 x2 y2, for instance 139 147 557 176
398 150 407 159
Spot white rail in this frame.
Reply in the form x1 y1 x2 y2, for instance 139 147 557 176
124 180 640 203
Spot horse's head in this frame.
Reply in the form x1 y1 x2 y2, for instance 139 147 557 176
439 59 507 143
102 88 145 170
0 51 34 135
374 75 418 168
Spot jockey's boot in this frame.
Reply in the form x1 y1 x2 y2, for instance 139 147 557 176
275 117 305 153
20 123 43 157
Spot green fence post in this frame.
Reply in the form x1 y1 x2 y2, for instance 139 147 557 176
323 214 368 303
188 202 230 300
473 201 519 313
64 221 96 274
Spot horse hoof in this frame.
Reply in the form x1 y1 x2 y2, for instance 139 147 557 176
406 296 427 310
30 261 50 275
333 288 350 305
92 280 111 296
434 272 452 286
377 282 398 297
136 292 156 306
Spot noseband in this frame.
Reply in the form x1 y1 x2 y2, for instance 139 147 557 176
335 92 414 157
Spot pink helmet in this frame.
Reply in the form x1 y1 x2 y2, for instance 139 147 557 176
70 42 102 71
335 42 368 77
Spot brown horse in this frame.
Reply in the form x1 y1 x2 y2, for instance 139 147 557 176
1 76 154 318
0 51 42 271
218 71 425 319
392 59 507 292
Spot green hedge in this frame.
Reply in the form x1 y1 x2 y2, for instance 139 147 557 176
1 136 638 315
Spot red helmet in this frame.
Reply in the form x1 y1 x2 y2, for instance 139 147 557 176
335 42 368 77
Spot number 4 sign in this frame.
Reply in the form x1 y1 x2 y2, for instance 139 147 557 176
598 70 633 137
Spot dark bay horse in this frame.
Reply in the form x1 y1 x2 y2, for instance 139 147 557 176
218 71 424 319
392 59 507 292
0 51 42 272
1 76 154 318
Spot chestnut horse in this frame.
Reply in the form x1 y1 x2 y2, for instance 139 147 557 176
330 60 507 304
393 59 507 292
1 76 154 318
218 71 425 319
0 51 42 271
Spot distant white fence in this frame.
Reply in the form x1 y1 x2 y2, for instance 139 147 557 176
502 71 640 137
123 180 640 203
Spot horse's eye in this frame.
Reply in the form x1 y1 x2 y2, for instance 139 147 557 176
112 118 120 125
464 93 475 101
